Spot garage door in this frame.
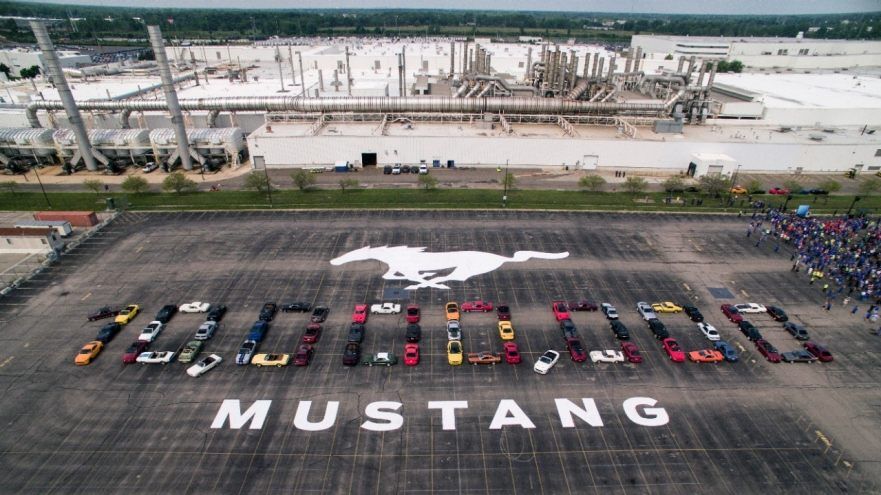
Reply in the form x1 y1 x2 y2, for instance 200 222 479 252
706 165 724 176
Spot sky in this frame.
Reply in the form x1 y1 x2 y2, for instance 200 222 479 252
12 0 881 14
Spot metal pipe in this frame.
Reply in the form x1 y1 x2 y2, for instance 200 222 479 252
30 21 97 171
582 52 590 78
596 57 604 82
567 78 591 100
402 46 407 96
450 41 455 77
485 53 491 74
148 24 192 171
207 109 220 128
288 45 296 91
608 56 615 79
591 53 599 78
686 56 696 83
707 61 718 91
477 82 493 97
297 51 306 97
677 56 685 73
119 109 132 129
318 69 324 91
664 89 686 110
454 82 470 97
600 89 616 102
397 54 403 97
558 52 567 92
473 44 480 73
697 60 707 87
461 41 468 77
345 46 352 96
465 82 482 98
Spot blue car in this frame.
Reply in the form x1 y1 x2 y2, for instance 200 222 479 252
713 340 739 362
247 321 269 342
236 340 257 365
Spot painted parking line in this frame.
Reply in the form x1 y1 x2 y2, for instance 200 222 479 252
0 356 13 368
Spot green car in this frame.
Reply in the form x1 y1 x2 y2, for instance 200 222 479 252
362 352 398 367
178 340 204 364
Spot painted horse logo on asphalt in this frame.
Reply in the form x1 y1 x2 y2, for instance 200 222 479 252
330 246 570 290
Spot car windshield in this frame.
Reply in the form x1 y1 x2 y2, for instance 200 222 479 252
539 356 551 363
450 343 461 353
669 342 680 351
408 308 417 314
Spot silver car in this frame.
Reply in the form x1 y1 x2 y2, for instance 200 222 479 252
636 302 657 321
194 321 218 340
446 320 462 340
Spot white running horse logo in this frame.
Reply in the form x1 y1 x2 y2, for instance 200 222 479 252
330 245 569 290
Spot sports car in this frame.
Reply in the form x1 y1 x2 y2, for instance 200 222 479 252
180 301 211 313
621 342 642 363
467 351 502 365
177 340 204 364
652 301 683 313
461 300 493 312
404 343 420 366
503 342 521 364
352 304 369 324
551 301 570 321
114 304 140 325
136 351 176 364
498 321 515 340
662 338 685 362
75 341 103 365
363 351 398 366
447 340 464 365
688 349 724 363
186 354 221 377
589 350 625 363
252 353 291 367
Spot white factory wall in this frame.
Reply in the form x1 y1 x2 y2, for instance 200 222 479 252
248 133 881 174
735 54 881 69
759 107 881 127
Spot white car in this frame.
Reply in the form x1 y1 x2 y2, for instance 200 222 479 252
697 322 721 341
136 351 176 364
734 303 766 314
194 321 218 340
636 302 656 321
370 302 401 314
138 320 164 342
180 301 211 313
391 164 402 175
601 303 618 320
446 320 462 341
419 164 429 174
533 350 560 374
589 350 625 363
187 354 222 377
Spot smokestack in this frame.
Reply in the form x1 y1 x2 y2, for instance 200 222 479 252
461 41 468 77
473 44 480 73
591 53 599 78
450 41 455 77
345 46 352 96
402 45 407 96
525 46 533 80
397 54 403 97
147 24 192 171
558 52 567 91
485 53 491 74
677 56 685 73
608 56 615 79
707 60 718 90
624 54 632 74
634 47 642 71
297 51 306 97
697 60 707 87
31 21 97 171
597 57 604 81
582 51 590 78
333 69 339 92
277 57 286 93
318 70 324 91
687 56 696 82
288 45 296 90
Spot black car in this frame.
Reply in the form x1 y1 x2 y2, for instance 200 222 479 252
154 304 178 324
382 165 392 175
683 305 704 322
348 323 365 343
559 319 579 339
799 188 829 195
95 322 122 343
739 320 763 341
783 322 810 340
282 302 312 313
405 324 421 343
767 306 788 322
343 343 361 366
648 318 669 339
206 304 227 322
87 306 120 322
401 164 411 173
568 300 598 312
610 320 630 340
496 304 511 321
311 306 330 323
259 302 278 322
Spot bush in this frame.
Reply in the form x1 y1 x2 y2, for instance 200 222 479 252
162 172 198 194
243 171 272 193
291 169 317 191
83 179 104 195
661 176 685 193
858 177 881 196
818 179 842 194
578 174 606 192
339 178 359 192
623 176 648 194
783 179 803 194
121 176 149 194
418 174 438 190
745 178 764 194
697 175 731 197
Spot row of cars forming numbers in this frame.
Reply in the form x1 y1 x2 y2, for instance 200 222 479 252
720 303 833 363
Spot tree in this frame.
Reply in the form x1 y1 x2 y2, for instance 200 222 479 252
338 178 359 192
19 65 40 79
243 171 272 193
746 178 764 194
418 174 438 190
162 172 197 194
0 63 11 79
818 179 842 195
0 181 17 194
83 179 104 195
783 179 803 194
502 172 516 190
623 176 648 194
858 177 881 196
291 169 316 191
664 53 674 60
698 174 731 197
578 174 606 192
661 175 685 193
121 175 149 194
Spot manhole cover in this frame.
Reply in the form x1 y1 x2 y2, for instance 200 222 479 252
707 287 735 299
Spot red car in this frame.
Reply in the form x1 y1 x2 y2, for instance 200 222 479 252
352 304 368 324
803 341 833 362
565 337 587 362
503 342 521 364
293 344 314 366
496 304 511 321
662 338 685 362
755 339 781 363
302 323 322 344
405 304 420 324
568 300 598 312
552 301 571 322
768 187 790 195
404 343 419 366
721 304 744 323
461 300 493 312
621 342 643 363
122 341 148 364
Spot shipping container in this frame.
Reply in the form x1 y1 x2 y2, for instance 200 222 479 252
34 211 98 227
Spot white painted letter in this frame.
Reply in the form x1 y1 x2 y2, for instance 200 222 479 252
489 399 536 430
293 400 340 431
555 398 604 428
427 400 469 430
362 401 404 431
623 397 669 427
211 399 272 430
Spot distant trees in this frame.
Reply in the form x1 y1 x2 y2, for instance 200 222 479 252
18 65 40 79
716 60 743 73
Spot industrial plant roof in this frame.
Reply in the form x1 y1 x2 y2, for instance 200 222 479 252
636 35 881 45
714 73 881 109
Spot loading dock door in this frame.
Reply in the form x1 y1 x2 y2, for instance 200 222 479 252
361 153 377 166
706 165 724 176
582 155 598 170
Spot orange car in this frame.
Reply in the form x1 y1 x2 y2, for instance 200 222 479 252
445 302 460 321
75 340 104 365
688 349 724 363
467 351 502 365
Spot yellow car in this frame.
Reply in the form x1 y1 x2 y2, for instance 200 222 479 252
447 340 463 365
498 321 515 340
114 304 140 325
730 185 748 195
75 340 104 365
651 302 683 313
251 353 291 367
445 302 460 321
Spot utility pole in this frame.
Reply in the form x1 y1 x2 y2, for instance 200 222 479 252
264 166 273 208
502 159 509 208
33 165 51 208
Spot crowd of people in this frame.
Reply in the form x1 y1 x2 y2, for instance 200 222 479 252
747 209 881 326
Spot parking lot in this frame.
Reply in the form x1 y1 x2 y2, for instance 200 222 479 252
0 210 878 493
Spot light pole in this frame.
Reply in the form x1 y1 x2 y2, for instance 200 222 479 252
32 165 51 208
782 194 792 212
263 166 273 208
502 160 509 208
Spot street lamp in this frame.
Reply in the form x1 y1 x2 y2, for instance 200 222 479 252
32 165 51 208
847 196 861 217
502 159 509 208
782 194 793 212
263 166 273 208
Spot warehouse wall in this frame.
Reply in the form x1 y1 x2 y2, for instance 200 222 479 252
248 133 881 174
